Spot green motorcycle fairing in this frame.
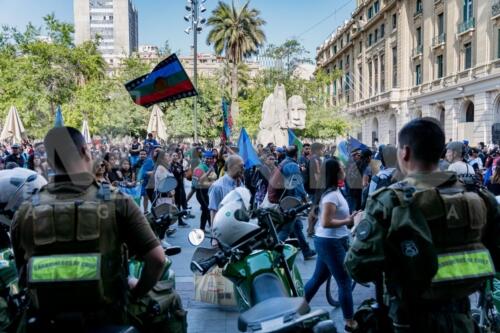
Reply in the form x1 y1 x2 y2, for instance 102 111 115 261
129 255 175 288
223 244 304 310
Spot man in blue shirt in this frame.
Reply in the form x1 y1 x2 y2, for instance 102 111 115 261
143 133 159 156
269 145 316 260
208 155 245 222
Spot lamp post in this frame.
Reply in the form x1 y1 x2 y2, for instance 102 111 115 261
185 0 207 143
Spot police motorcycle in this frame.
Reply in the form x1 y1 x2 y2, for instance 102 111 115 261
146 177 190 244
188 187 336 333
0 169 185 333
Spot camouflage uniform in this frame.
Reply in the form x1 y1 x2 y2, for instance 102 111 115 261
346 171 500 333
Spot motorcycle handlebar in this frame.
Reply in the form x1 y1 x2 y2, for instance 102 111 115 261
283 203 311 218
191 254 220 275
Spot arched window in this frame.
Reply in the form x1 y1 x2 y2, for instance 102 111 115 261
465 102 474 123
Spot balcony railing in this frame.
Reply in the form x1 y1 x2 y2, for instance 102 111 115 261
458 18 475 34
432 33 446 47
412 44 423 57
414 8 423 18
493 2 500 17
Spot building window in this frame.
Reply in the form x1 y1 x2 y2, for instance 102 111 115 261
437 54 444 78
333 80 337 95
464 0 473 22
415 64 422 85
346 55 350 68
375 29 379 42
368 34 373 46
416 0 423 13
368 62 373 96
345 73 350 91
416 27 422 47
464 42 472 69
380 54 385 93
368 6 374 19
374 58 379 94
498 29 500 58
359 65 363 100
374 1 380 14
392 14 397 30
334 45 337 54
380 24 385 38
438 13 445 36
465 102 474 122
341 38 344 48
392 46 398 88
359 41 363 53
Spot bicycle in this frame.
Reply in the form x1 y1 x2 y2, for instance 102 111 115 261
471 278 500 333
326 276 369 307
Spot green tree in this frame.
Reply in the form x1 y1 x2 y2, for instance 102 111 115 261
206 0 266 123
263 39 313 76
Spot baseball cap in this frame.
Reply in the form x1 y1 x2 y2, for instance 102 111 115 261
276 147 285 153
446 141 465 155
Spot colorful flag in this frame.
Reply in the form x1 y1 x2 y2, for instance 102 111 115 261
347 136 368 152
54 106 64 127
288 129 303 156
334 140 349 165
221 98 232 143
238 128 261 169
125 53 197 108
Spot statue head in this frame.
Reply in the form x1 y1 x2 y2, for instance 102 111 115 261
288 95 307 129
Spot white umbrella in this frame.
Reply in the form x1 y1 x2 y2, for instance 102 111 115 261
81 119 92 144
0 106 26 144
147 105 167 142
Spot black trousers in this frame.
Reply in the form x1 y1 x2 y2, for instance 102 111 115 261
196 188 210 230
175 180 188 210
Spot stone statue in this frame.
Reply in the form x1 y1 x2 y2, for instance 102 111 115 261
257 84 289 146
257 84 307 146
287 95 307 129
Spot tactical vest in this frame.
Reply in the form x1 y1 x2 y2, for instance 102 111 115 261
388 180 495 301
22 183 127 313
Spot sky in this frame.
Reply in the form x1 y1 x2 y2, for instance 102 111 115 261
0 0 356 59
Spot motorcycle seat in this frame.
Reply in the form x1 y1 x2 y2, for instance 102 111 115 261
238 297 310 332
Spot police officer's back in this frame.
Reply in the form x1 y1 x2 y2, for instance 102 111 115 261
345 118 500 333
11 127 165 330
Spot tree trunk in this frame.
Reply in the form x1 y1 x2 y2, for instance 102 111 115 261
231 62 239 125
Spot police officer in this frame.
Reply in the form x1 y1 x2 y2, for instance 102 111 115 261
11 127 165 331
345 118 500 333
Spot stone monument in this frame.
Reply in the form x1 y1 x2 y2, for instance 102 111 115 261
257 84 307 146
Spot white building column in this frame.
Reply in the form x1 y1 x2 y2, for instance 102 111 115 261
474 92 492 144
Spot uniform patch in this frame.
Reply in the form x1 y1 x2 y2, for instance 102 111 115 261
356 221 372 241
401 240 419 257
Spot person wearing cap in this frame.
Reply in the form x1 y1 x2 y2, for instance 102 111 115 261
192 151 218 231
5 144 25 168
445 141 475 177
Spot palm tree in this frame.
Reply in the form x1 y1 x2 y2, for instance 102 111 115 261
207 1 266 123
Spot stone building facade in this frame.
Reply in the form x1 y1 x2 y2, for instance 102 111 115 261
316 0 500 146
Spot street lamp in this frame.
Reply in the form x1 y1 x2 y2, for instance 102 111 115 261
184 0 207 143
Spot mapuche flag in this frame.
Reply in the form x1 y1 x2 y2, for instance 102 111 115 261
125 54 197 108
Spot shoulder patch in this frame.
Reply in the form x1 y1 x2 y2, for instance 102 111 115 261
356 220 372 241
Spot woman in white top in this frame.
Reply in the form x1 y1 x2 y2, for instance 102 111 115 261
304 158 359 333
153 149 175 206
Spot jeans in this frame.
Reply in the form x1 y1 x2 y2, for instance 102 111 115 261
305 236 354 319
278 217 310 253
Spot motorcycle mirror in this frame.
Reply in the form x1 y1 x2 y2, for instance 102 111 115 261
188 229 205 246
284 174 303 190
280 196 301 211
157 176 178 193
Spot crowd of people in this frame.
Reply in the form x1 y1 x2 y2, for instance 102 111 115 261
1 119 500 332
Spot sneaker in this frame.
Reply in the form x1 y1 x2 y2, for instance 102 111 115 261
178 220 190 228
303 249 317 260
186 213 196 219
